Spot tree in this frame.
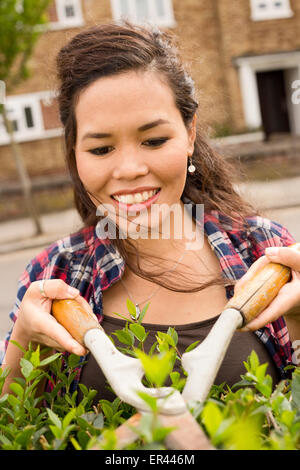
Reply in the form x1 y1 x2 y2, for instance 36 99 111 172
0 0 52 235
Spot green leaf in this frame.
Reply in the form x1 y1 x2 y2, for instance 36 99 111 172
20 358 34 379
137 391 158 413
170 372 186 391
256 376 272 398
149 341 158 356
134 349 175 387
39 352 62 367
78 383 89 398
129 323 147 342
153 425 176 442
15 426 35 448
249 350 260 372
70 437 82 450
280 410 296 428
9 382 24 399
167 327 178 346
156 331 175 348
101 402 113 420
47 409 62 429
138 302 150 324
67 354 81 369
291 368 300 410
93 414 104 429
49 425 62 439
184 340 200 353
0 393 8 403
7 394 20 408
0 434 12 446
201 401 223 437
62 408 76 429
112 328 135 346
255 363 268 382
30 346 40 368
9 340 26 353
27 369 43 383
126 298 137 318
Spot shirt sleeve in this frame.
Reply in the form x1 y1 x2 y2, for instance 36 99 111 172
247 217 297 377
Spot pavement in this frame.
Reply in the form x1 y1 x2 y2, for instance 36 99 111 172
1 175 300 254
0 208 82 255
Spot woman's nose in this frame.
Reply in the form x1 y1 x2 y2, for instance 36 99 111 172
112 150 149 180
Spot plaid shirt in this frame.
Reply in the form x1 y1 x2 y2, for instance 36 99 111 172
1 198 297 392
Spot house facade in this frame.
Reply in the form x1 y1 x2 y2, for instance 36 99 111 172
1 0 300 183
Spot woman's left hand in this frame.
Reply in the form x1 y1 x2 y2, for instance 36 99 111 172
234 245 300 331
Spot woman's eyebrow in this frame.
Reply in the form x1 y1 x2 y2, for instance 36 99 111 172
82 119 171 141
137 119 171 132
82 132 111 141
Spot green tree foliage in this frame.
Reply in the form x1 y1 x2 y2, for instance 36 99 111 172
0 0 51 89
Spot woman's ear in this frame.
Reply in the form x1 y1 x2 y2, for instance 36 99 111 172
187 114 197 155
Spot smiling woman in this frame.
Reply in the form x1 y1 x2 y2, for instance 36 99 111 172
2 21 300 402
74 70 195 242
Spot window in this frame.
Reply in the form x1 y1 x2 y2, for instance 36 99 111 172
49 0 84 30
0 92 62 145
110 0 176 28
250 0 293 21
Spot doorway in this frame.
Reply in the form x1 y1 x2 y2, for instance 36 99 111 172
256 69 290 139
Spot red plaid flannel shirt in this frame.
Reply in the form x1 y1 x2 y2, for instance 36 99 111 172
1 199 297 392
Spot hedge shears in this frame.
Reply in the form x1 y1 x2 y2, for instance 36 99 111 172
52 244 299 449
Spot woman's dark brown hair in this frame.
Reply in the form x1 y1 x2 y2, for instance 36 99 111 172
56 21 256 292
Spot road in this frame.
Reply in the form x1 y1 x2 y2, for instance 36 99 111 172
1 206 300 343
0 246 48 341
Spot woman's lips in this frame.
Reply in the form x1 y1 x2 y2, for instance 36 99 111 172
111 189 161 213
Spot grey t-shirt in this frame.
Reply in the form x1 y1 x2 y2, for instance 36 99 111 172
77 315 280 405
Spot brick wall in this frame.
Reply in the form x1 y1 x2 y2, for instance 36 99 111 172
2 0 300 183
0 137 67 182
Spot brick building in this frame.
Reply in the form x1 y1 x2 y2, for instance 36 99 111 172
1 0 300 184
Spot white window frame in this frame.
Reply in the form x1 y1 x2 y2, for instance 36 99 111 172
234 51 300 135
110 0 176 28
50 0 84 30
0 91 62 146
250 0 293 21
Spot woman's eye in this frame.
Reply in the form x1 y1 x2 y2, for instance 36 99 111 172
143 138 169 147
89 146 113 156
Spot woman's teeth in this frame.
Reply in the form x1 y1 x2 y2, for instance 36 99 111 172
112 189 159 204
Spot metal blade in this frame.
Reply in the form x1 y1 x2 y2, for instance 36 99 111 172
181 308 242 403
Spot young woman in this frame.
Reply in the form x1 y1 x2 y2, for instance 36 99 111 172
1 22 300 402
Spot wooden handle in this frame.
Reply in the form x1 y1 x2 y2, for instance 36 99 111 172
226 243 300 326
52 299 102 346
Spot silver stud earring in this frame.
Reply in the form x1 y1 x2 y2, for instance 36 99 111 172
188 156 196 173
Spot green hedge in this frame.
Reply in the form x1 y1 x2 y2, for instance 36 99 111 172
0 312 299 450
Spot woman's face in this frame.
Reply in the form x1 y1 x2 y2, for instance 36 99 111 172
74 70 196 238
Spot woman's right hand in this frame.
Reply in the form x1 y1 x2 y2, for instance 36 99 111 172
13 279 91 356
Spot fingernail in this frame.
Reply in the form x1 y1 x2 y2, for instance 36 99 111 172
265 247 279 256
67 286 79 297
74 345 86 356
